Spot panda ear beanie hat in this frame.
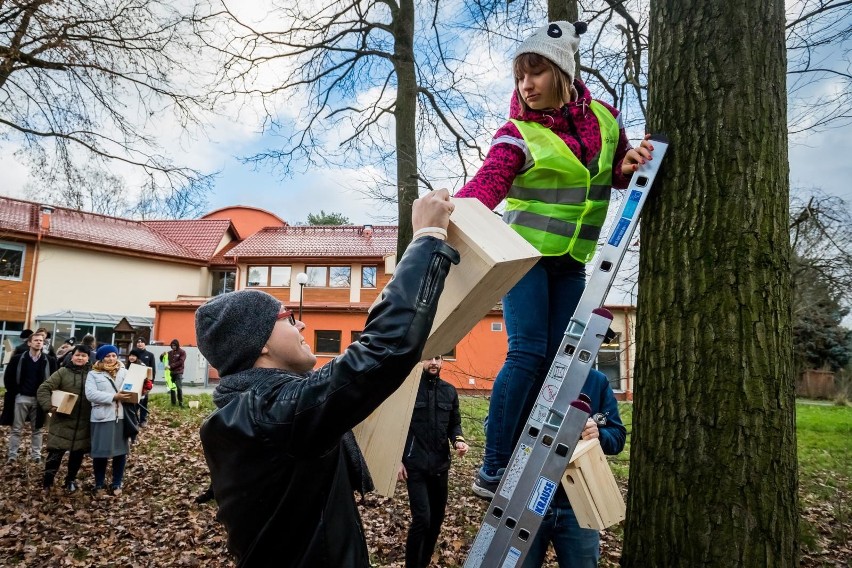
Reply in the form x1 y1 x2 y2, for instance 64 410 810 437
515 21 588 85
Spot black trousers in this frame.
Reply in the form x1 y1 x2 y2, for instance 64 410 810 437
139 394 150 423
170 374 184 406
404 469 449 568
43 448 86 488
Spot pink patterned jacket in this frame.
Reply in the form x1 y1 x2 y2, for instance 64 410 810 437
456 80 633 210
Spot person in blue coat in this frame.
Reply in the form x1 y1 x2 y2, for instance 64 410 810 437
522 369 626 568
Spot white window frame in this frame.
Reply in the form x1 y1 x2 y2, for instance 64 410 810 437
0 241 26 281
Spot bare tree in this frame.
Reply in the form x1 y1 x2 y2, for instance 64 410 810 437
0 0 222 217
205 1 495 257
790 191 852 303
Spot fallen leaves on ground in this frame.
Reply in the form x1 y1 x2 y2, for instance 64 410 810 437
0 405 848 567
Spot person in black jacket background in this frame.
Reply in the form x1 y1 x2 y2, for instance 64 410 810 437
128 338 156 426
2 331 57 463
195 189 458 568
398 355 469 568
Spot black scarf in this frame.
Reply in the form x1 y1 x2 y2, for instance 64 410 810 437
213 368 374 495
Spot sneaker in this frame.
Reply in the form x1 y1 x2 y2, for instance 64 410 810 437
110 485 122 496
472 468 504 500
64 481 78 493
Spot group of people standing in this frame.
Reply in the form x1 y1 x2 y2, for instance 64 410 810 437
2 331 187 496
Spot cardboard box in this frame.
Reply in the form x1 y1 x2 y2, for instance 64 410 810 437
421 198 541 358
2 338 13 365
354 198 541 497
353 363 423 497
562 438 626 530
50 390 79 415
122 363 152 404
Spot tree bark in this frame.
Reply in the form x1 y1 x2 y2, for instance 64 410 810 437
547 0 578 22
393 0 417 259
622 1 798 566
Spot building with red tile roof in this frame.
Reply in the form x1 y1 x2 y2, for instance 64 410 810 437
0 195 636 397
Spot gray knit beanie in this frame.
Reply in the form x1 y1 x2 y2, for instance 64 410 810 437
195 289 282 376
515 21 588 84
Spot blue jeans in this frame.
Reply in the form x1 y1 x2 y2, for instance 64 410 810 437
483 257 586 474
522 505 600 568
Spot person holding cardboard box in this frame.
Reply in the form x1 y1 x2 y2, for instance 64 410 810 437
37 345 93 493
195 189 458 567
85 345 134 495
129 338 156 426
520 369 625 568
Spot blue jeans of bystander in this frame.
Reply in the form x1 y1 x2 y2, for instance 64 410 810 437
522 505 600 568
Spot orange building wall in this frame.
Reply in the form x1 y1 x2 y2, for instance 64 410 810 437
152 308 200 347
288 310 508 395
153 302 511 394
202 206 287 239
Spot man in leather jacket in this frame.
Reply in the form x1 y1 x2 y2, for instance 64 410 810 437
398 355 469 568
196 190 458 568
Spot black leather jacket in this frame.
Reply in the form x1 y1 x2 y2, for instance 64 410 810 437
402 372 463 475
200 236 459 568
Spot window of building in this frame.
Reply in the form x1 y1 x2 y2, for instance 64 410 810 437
596 332 621 391
361 266 377 288
491 322 503 332
315 330 342 354
330 267 351 287
0 242 25 281
0 320 25 362
247 266 292 287
442 347 456 360
351 331 362 343
306 266 326 287
212 271 236 296
306 266 351 288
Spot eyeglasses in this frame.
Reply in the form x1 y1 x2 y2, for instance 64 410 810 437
276 309 297 326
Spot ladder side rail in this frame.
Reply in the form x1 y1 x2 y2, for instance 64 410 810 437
526 137 670 433
465 136 669 566
574 137 670 330
466 309 613 567
503 404 591 567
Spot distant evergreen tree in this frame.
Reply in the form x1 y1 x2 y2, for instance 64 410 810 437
307 211 350 225
792 263 852 371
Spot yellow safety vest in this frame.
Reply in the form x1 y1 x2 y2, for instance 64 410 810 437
505 100 618 262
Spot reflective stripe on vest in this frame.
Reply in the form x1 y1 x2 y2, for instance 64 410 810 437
505 101 618 262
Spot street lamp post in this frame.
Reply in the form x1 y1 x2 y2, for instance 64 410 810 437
296 272 308 321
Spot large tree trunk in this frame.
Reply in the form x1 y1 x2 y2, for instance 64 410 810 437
621 1 798 566
547 0 578 22
393 0 418 259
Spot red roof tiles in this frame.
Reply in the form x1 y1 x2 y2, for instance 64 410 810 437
143 219 233 258
227 225 397 259
0 196 215 262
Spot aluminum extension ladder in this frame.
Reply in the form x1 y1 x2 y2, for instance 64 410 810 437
464 134 669 568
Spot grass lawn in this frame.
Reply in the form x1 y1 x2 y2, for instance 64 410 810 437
456 396 850 566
